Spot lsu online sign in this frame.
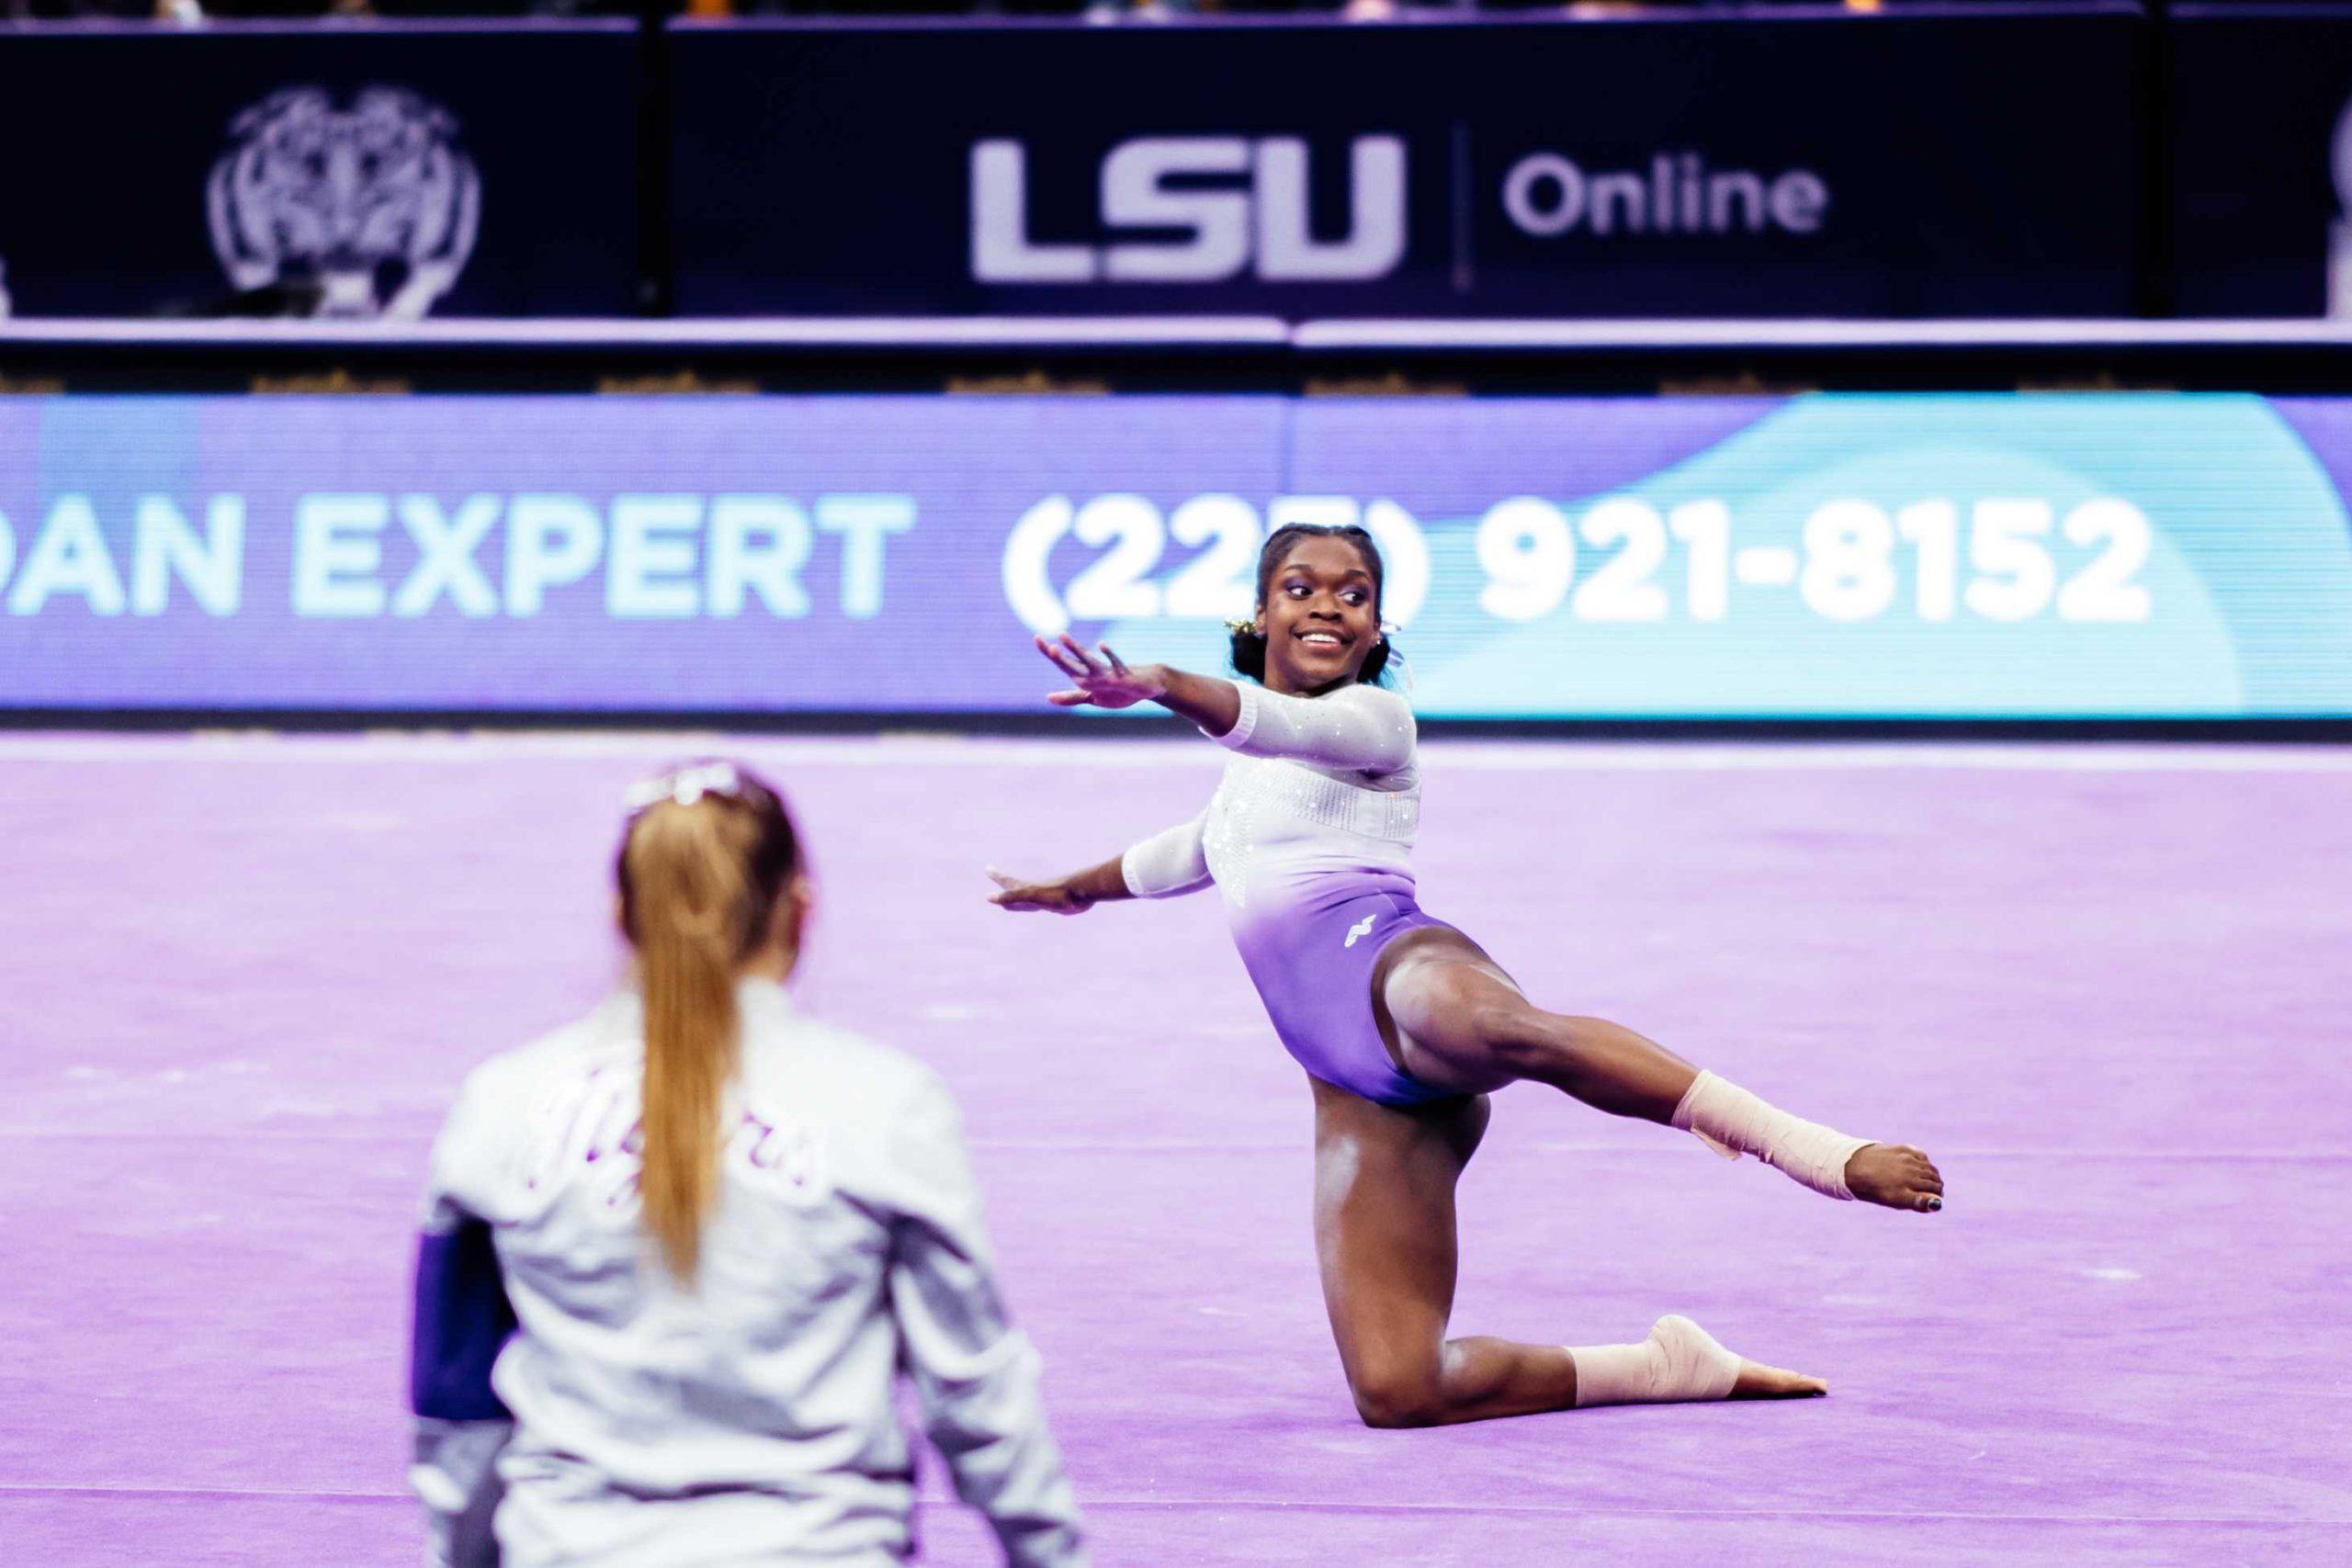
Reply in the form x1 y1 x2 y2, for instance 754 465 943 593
0 393 2348 717
669 11 2139 319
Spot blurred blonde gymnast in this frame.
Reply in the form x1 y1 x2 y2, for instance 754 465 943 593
412 761 1085 1564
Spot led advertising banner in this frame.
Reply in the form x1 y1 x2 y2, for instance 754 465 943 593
1 393 2348 717
668 10 2143 319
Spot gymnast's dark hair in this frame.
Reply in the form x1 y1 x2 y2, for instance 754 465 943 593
1229 524 1395 686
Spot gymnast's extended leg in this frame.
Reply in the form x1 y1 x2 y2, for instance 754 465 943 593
1371 928 1945 1213
1310 1077 1826 1428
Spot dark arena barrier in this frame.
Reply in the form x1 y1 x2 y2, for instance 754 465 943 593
0 21 643 320
665 8 2146 319
2165 1 2352 317
10 7 2352 321
0 4 2164 324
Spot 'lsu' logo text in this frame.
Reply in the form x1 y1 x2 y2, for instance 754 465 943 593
971 136 1406 285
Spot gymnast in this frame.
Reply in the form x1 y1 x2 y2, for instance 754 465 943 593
989 524 1944 1427
411 761 1085 1565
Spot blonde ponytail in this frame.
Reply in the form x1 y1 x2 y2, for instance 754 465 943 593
616 767 801 1283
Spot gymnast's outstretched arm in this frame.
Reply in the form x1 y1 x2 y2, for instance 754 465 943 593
1033 634 1413 775
987 805 1211 914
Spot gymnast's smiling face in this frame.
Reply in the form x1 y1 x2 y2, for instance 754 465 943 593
1256 535 1383 695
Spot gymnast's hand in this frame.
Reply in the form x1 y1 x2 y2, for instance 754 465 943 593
1035 635 1167 710
986 867 1096 915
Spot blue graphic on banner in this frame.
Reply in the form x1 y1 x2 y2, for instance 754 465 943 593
1 393 2349 717
1293 397 2352 716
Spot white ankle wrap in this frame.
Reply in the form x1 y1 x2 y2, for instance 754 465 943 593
1671 1070 1871 1201
1569 1315 1741 1407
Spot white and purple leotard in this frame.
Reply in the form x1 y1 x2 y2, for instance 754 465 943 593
1120 679 1453 1107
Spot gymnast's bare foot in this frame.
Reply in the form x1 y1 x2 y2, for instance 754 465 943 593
1729 1358 1830 1399
1844 1143 1944 1213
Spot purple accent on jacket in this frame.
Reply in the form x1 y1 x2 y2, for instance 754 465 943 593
411 1219 516 1422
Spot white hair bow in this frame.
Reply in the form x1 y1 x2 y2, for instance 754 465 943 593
623 761 741 811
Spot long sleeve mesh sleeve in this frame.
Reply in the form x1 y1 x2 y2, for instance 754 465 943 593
1118 807 1212 898
886 1077 1087 1568
1211 682 1415 775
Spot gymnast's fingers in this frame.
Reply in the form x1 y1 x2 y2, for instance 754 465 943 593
1036 636 1091 679
1100 644 1130 676
1057 634 1105 675
1046 637 1098 681
1046 689 1091 706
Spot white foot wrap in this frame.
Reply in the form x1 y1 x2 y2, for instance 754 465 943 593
1671 1070 1872 1201
1569 1314 1742 1408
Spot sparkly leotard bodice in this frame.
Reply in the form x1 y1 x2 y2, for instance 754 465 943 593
1120 680 1419 919
1121 682 1452 1105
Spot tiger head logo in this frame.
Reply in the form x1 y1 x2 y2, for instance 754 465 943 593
207 86 481 320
